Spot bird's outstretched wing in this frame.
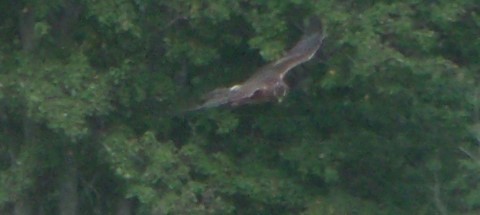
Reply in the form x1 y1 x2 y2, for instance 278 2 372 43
190 21 326 111
248 31 326 82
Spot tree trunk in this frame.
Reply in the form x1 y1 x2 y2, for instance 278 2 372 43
13 117 37 215
14 199 32 215
18 5 36 52
58 151 78 215
116 198 133 215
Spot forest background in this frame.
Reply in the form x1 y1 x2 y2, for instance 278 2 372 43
0 0 479 214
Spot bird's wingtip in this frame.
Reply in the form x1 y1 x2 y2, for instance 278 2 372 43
303 16 324 35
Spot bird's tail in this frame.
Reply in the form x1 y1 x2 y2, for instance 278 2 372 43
186 87 233 111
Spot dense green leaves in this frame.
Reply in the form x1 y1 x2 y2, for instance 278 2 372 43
0 0 479 214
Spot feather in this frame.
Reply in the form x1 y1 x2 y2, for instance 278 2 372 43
190 17 326 111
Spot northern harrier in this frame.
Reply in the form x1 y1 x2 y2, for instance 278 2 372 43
191 28 325 111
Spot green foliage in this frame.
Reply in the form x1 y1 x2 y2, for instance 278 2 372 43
15 52 111 138
0 145 37 203
450 124 480 213
0 0 479 214
303 190 404 215
85 0 141 35
103 129 235 214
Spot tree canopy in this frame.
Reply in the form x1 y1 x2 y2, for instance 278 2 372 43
0 0 479 214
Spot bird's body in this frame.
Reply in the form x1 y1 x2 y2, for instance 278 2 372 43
191 29 325 111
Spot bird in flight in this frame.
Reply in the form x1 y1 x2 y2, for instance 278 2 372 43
190 28 326 111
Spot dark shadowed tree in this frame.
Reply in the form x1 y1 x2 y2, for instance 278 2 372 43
0 0 478 214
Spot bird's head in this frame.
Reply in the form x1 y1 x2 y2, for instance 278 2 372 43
273 81 289 99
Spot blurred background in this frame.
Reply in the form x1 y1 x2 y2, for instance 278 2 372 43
0 0 479 214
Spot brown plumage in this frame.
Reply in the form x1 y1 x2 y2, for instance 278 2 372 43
191 28 326 111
